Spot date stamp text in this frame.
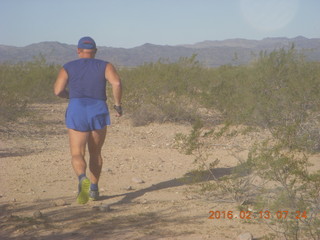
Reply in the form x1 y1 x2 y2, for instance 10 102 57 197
208 210 307 220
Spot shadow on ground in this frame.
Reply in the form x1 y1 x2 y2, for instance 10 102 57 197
0 167 233 240
105 167 233 205
0 148 36 158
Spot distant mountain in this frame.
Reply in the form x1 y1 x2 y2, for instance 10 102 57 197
0 36 320 67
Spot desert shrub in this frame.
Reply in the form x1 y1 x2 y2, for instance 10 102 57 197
199 64 253 122
174 48 320 239
175 121 256 203
119 55 204 126
200 47 320 151
201 46 320 127
117 46 320 131
248 139 320 240
129 103 166 127
0 56 59 123
176 119 320 239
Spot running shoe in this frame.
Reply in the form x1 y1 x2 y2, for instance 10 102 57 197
89 190 100 201
77 177 90 204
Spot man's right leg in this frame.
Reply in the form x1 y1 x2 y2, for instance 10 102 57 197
68 129 90 204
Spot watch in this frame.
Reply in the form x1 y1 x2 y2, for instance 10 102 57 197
113 105 122 115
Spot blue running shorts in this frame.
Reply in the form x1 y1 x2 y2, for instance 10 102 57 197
66 98 111 132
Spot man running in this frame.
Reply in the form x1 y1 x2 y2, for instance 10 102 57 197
54 36 122 204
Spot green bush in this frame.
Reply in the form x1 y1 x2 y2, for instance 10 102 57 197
248 140 320 239
0 56 59 123
118 46 320 132
119 55 203 126
173 48 320 239
200 47 320 127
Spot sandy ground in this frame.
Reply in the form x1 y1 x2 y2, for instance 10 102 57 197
0 103 301 240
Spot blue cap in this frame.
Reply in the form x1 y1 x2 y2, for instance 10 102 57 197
77 36 96 49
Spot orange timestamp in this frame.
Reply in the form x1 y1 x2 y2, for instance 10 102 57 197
208 210 307 220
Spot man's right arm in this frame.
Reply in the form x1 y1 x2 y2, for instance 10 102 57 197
54 68 69 99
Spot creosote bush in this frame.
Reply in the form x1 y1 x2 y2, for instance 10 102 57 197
174 48 320 239
0 56 59 123
119 55 203 126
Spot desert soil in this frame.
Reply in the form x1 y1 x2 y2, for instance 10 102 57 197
0 103 298 240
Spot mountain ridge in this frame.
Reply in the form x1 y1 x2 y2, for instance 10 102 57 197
1 36 320 67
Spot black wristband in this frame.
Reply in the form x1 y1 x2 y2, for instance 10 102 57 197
114 105 122 115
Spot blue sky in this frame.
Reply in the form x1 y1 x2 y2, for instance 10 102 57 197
1 0 319 48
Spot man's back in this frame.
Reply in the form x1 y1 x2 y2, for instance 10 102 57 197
64 58 108 100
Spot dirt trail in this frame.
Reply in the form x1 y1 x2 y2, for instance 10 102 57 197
1 103 274 240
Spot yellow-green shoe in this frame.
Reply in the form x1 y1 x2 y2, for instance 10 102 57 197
77 177 90 204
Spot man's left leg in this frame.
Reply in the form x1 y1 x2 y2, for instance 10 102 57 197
68 129 90 204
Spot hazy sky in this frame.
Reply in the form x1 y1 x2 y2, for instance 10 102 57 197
1 0 319 48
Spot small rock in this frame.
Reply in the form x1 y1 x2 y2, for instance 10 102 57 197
132 177 145 184
237 232 253 240
33 210 43 219
150 184 157 190
240 200 253 206
53 199 67 207
92 205 112 212
92 206 100 211
99 205 111 212
126 186 133 191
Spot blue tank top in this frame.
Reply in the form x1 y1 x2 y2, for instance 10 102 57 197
63 58 108 100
